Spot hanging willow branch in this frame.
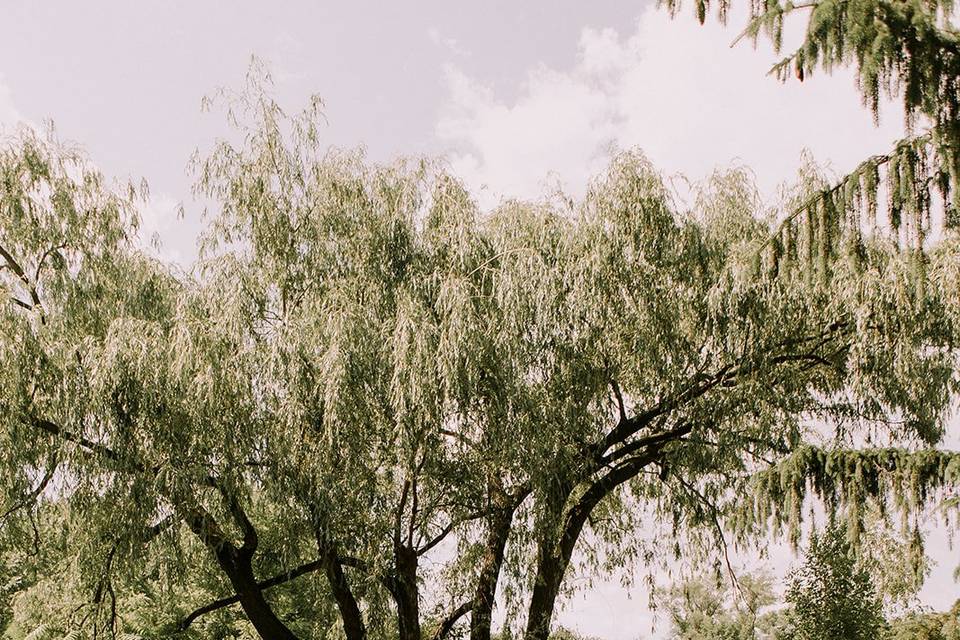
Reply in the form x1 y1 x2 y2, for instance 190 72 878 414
741 445 960 547
660 0 960 284
751 129 958 287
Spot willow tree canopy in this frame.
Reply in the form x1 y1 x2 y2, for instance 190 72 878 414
0 77 958 640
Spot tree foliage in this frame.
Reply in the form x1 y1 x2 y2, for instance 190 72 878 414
0 60 958 640
661 0 960 292
782 524 885 640
888 600 960 640
665 572 787 639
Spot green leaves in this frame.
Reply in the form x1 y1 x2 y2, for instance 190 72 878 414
1 69 959 640
784 524 885 640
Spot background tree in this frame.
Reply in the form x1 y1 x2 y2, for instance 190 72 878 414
781 524 885 640
888 600 960 640
664 571 787 639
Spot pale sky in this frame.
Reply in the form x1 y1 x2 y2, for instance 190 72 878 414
2 2 955 638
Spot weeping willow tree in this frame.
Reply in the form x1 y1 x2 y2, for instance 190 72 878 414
2 68 960 640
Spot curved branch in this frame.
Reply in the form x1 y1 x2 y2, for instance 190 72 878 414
0 455 57 526
33 243 67 283
431 601 473 640
177 558 326 630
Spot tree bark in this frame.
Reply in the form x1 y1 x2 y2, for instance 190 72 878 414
523 451 662 640
179 500 299 640
215 547 301 640
389 544 422 640
523 536 568 640
470 493 517 640
320 544 367 640
523 473 575 640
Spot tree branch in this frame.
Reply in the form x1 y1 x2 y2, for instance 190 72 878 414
394 478 410 550
33 243 67 282
30 416 143 472
599 365 732 455
672 474 741 597
177 558 327 630
217 486 258 556
0 242 45 321
559 446 670 564
430 601 473 640
417 509 487 557
0 454 57 526
599 421 692 468
610 379 627 422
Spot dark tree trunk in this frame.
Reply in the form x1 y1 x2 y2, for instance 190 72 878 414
180 500 299 640
523 475 574 640
390 544 421 640
470 497 515 640
320 546 367 640
523 540 568 640
216 548 301 640
523 451 660 640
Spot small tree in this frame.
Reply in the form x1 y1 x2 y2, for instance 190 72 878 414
784 525 885 640
888 600 960 640
665 572 787 640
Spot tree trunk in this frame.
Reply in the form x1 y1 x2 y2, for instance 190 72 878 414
470 501 514 640
523 542 566 640
522 452 661 640
179 499 299 640
391 544 421 640
321 546 367 640
523 475 574 640
216 547 301 640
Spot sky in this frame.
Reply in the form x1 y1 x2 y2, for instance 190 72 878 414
1 1 955 637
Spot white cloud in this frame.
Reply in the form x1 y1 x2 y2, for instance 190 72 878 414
436 5 905 211
428 26 470 58
0 74 33 133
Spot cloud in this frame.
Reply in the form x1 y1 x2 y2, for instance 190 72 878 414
436 5 905 211
0 74 32 132
428 27 470 58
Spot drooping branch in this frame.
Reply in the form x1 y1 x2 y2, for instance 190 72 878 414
0 242 44 320
177 558 327 630
144 513 180 542
0 454 57 526
430 601 473 640
749 445 960 544
33 243 67 283
672 473 741 594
